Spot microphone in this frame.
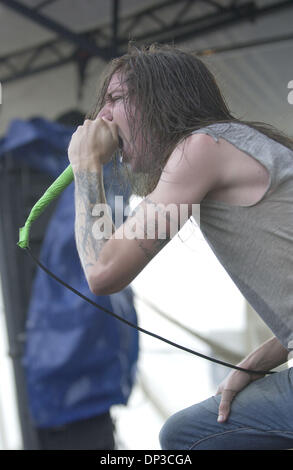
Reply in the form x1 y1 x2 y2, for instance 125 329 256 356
18 165 74 249
18 129 124 249
18 134 124 249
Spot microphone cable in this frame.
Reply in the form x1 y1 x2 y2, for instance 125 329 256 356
23 246 276 376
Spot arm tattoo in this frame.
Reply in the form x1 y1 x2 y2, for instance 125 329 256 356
134 234 171 262
127 199 171 261
134 238 153 261
74 170 115 280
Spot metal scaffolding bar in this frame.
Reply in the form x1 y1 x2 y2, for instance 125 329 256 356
0 0 109 59
0 0 292 85
0 0 293 84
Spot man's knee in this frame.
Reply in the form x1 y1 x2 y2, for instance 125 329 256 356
159 410 192 450
159 414 179 450
159 399 219 450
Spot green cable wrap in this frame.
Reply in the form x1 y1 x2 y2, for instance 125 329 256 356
18 165 74 249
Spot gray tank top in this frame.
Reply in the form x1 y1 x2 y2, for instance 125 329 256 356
192 122 293 349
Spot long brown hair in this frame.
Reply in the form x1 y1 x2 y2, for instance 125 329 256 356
86 43 293 197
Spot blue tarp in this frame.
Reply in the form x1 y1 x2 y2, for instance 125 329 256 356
0 117 71 176
0 117 139 427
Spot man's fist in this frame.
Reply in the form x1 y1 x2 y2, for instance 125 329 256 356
68 117 119 170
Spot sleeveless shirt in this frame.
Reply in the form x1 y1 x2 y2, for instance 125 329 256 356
192 122 293 349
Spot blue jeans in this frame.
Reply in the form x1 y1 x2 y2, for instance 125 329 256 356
159 368 293 450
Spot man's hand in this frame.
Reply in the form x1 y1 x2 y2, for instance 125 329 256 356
215 336 289 423
68 117 119 171
215 369 264 423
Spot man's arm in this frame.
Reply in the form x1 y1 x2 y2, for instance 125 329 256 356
73 165 171 292
80 132 225 295
236 335 289 373
74 166 115 286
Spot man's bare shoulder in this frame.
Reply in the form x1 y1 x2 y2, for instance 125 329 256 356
151 132 225 205
180 131 221 161
160 132 224 190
